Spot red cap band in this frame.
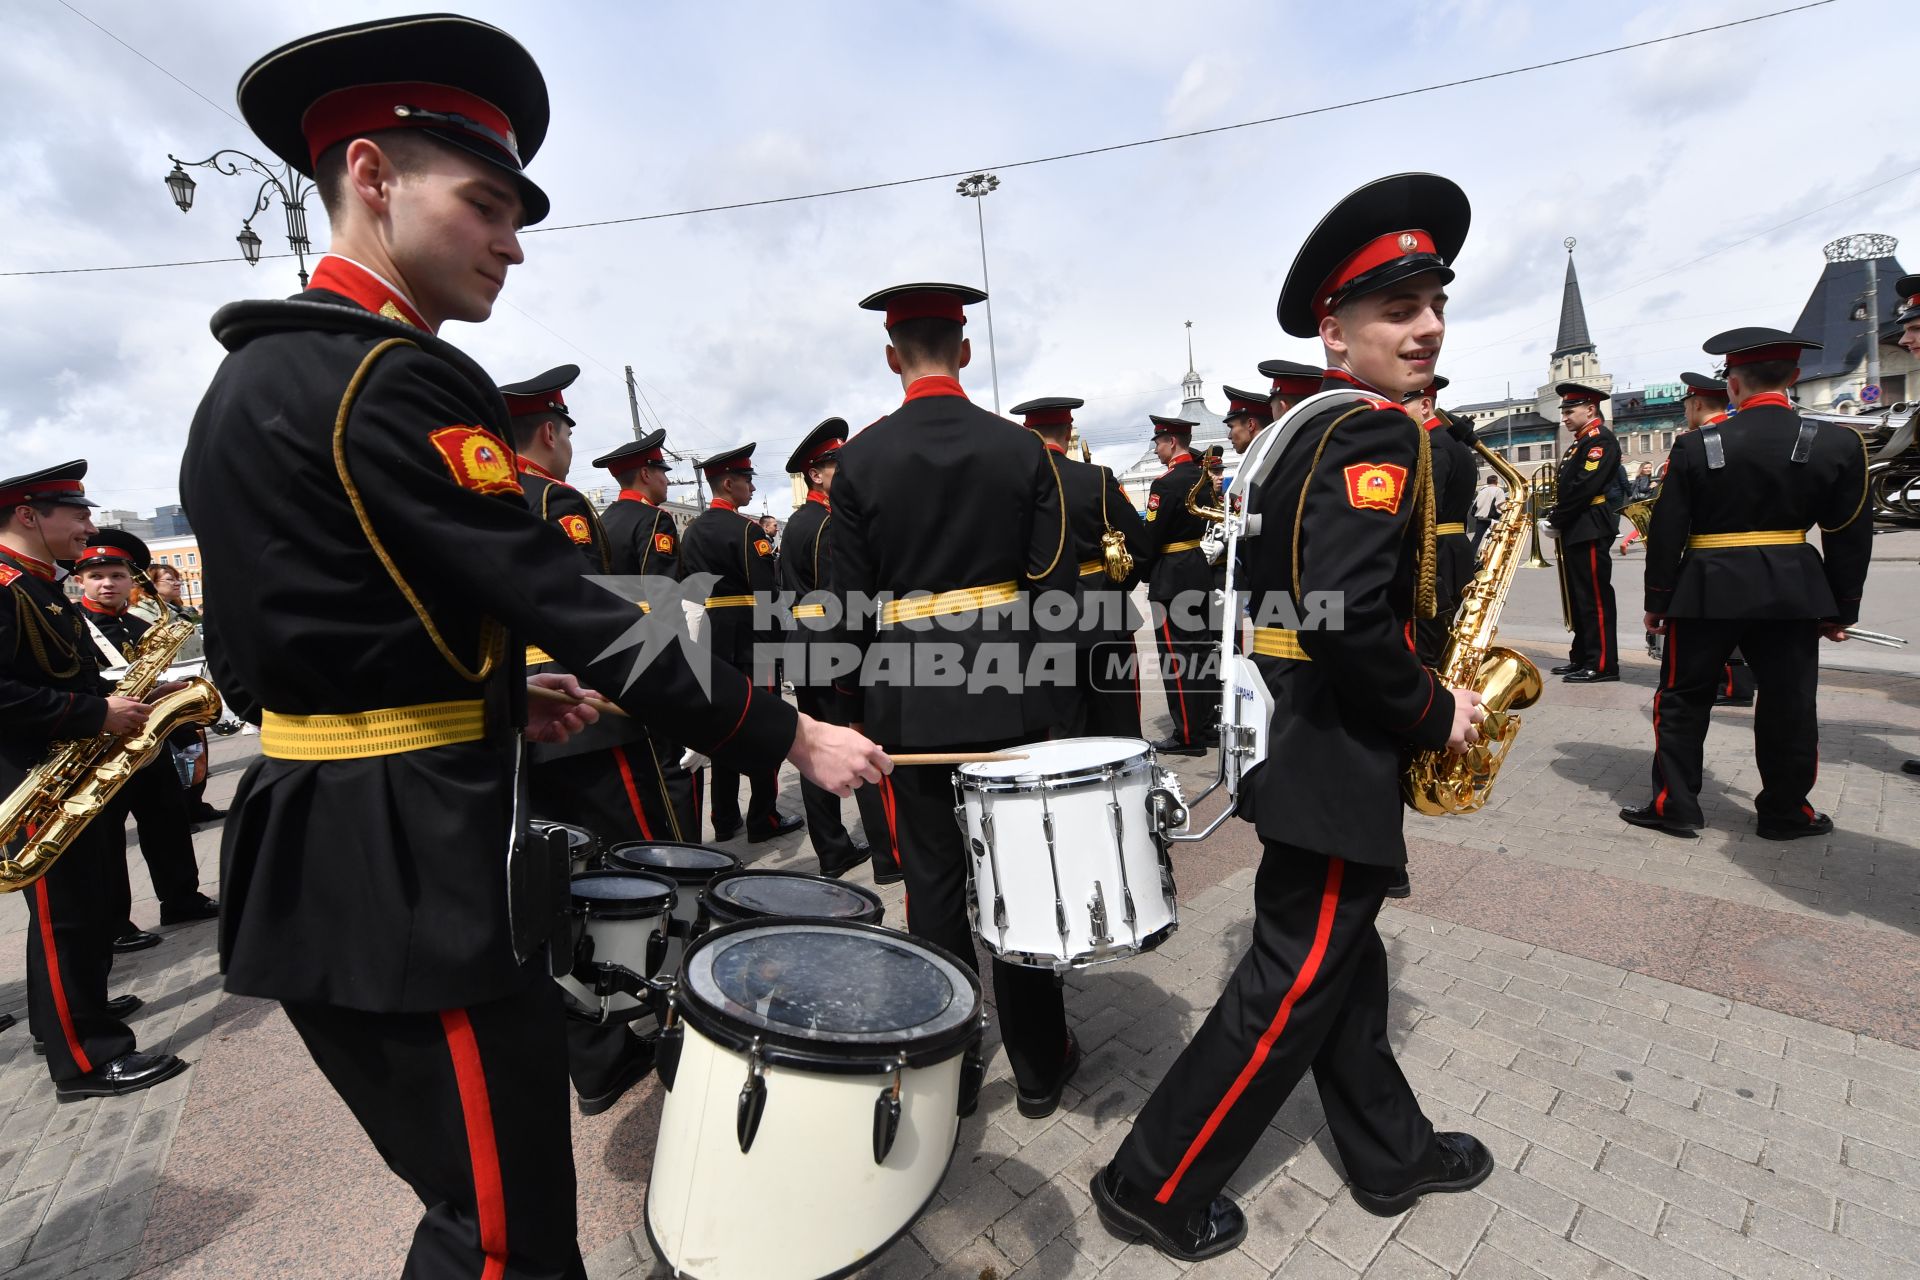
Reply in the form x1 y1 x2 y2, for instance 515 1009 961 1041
504 388 567 418
884 293 967 327
0 479 84 507
705 458 753 476
1315 229 1437 320
1022 407 1075 429
1227 395 1271 420
1270 376 1319 397
1561 390 1605 406
803 437 844 467
1725 344 1803 368
1151 422 1193 437
79 545 134 563
301 81 519 170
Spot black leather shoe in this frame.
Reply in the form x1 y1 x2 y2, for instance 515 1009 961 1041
712 822 743 843
0 1012 13 1035
1384 868 1412 899
189 804 226 823
1903 760 1920 777
1562 669 1619 684
817 846 868 880
1016 1035 1081 1119
1091 1163 1246 1261
748 813 804 844
870 849 904 886
1350 1131 1494 1217
159 895 219 926
577 1040 655 1117
1549 661 1584 675
105 994 144 1018
56 1051 189 1102
1757 812 1834 842
1619 804 1701 838
111 931 163 954
1151 736 1206 757
1714 694 1754 708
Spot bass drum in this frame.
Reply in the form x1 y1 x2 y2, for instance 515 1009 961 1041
647 920 983 1279
699 869 883 932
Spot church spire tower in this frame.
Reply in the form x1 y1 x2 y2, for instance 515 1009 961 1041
1182 319 1204 402
1553 238 1596 360
1536 237 1612 439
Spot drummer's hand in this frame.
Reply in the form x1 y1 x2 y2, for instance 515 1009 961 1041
788 714 890 797
1644 612 1667 636
526 673 599 744
1819 623 1849 642
144 680 189 702
1445 688 1485 757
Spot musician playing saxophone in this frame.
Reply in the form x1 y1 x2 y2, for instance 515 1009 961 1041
0 461 189 1099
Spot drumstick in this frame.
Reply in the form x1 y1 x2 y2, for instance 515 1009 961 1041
889 752 1030 765
526 681 630 718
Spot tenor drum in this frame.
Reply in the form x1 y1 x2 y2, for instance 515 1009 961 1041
531 820 600 875
607 841 742 979
698 869 884 932
557 870 676 1020
646 921 983 1279
957 736 1180 970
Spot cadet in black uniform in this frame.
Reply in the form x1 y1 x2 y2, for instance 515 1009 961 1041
1259 358 1324 421
1221 386 1273 461
680 444 803 844
1095 175 1493 1261
1671 374 1757 705
1010 397 1151 738
831 282 1082 1118
181 21 883 1276
0 463 188 1096
1621 329 1872 840
1888 279 1920 780
1548 382 1622 682
1138 416 1219 755
780 418 899 880
72 534 221 942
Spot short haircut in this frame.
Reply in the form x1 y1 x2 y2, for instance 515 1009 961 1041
315 130 437 222
1734 359 1798 392
508 411 564 451
2 500 58 531
887 317 964 367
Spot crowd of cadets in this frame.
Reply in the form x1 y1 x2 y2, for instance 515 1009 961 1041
0 10 1902 1275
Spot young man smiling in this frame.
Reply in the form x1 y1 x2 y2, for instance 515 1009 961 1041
1094 174 1491 1262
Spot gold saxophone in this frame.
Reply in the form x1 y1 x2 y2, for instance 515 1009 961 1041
1186 454 1229 566
1403 441 1544 815
0 612 222 891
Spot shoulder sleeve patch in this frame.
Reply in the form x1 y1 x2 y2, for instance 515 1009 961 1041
0 564 18 586
427 426 521 496
559 513 592 544
1586 445 1604 459
1344 461 1408 514
1147 492 1161 510
754 538 773 557
654 531 676 554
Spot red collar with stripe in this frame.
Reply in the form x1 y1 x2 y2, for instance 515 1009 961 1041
903 374 968 403
1160 452 1195 477
309 255 429 329
617 489 657 506
1322 368 1392 397
0 546 57 581
80 597 126 616
517 457 563 483
1421 415 1444 432
1042 442 1067 455
1701 412 1729 428
1578 422 1603 439
806 490 831 511
710 497 738 512
1737 391 1793 412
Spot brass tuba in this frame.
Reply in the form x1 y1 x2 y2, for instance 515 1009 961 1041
0 613 222 891
1403 442 1544 815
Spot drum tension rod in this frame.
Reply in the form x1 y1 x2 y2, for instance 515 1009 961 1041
737 1039 768 1154
872 1053 908 1165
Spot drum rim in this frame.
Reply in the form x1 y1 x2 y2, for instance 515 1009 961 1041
568 868 678 919
698 868 885 924
530 819 597 850
606 839 743 880
675 919 983 1071
957 735 1155 793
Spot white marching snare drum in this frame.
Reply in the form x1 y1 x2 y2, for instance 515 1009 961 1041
531 820 600 876
606 841 742 981
557 870 676 1019
957 736 1182 970
646 921 983 1280
698 869 884 932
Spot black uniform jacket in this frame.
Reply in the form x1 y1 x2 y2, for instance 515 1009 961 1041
1138 453 1215 602
601 492 681 579
1550 422 1621 545
829 381 1077 748
679 500 779 677
1644 402 1872 624
1431 415 1480 610
1055 449 1150 640
180 290 795 1013
778 494 833 678
0 552 109 790
1241 391 1454 865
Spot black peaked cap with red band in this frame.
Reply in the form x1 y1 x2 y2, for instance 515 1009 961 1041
1149 415 1197 439
859 282 987 328
1555 382 1609 406
785 418 850 475
1278 173 1470 339
1702 327 1821 368
79 528 153 572
1258 358 1324 399
1221 385 1273 423
236 13 553 225
701 443 756 477
1009 397 1084 430
594 429 669 473
499 364 579 423
0 459 95 510
1680 372 1728 399
1889 274 1920 333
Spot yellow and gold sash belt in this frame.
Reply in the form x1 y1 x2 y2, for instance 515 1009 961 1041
1591 494 1609 506
1250 627 1312 661
261 699 485 761
792 603 827 619
1078 559 1105 577
879 581 1018 626
705 594 756 609
1162 539 1204 554
1687 530 1805 549
1435 522 1467 536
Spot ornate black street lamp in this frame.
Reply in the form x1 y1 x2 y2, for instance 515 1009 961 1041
164 149 316 286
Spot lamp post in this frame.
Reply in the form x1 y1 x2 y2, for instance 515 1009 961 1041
164 150 316 286
955 172 1002 413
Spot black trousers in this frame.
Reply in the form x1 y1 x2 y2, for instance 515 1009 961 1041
1647 618 1821 828
1065 640 1144 739
530 735 699 848
1561 537 1618 676
884 758 1069 1095
105 759 206 934
794 687 894 871
20 823 136 1082
1152 603 1219 745
561 1008 652 1101
709 761 779 837
282 972 586 1280
1114 848 1434 1209
1721 655 1757 702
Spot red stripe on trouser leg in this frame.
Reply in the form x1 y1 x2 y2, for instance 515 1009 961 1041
439 1009 509 1280
609 745 655 840
1161 618 1190 740
33 878 91 1074
1155 857 1345 1204
1590 545 1609 671
1652 625 1676 815
878 773 905 914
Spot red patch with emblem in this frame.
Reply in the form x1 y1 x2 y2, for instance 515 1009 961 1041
754 539 772 557
1344 462 1408 514
559 514 591 544
1586 446 1604 459
427 426 520 496
0 564 18 586
1147 493 1161 511
654 532 675 554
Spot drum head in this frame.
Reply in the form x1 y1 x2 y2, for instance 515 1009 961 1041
608 841 741 881
684 922 977 1055
959 736 1149 782
570 870 676 918
704 870 883 924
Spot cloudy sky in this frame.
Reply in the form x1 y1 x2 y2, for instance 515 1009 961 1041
3 0 1915 516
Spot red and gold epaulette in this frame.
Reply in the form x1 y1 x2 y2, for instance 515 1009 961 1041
0 564 19 587
429 426 521 496
559 514 592 544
